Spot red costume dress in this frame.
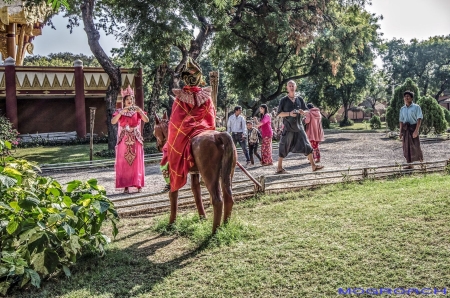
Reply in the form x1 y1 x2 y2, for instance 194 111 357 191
113 109 146 188
161 86 216 192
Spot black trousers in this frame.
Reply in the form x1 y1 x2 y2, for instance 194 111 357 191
249 143 261 164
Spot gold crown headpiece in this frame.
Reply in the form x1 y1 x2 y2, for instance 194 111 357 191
181 58 205 86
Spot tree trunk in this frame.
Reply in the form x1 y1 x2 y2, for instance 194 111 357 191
81 0 121 150
144 63 168 139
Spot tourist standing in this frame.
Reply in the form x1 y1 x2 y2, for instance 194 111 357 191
399 90 423 169
246 121 262 165
227 106 251 166
304 103 324 163
275 80 323 174
111 85 149 193
254 104 273 166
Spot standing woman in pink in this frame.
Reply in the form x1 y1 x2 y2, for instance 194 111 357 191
254 104 273 166
304 103 324 163
111 85 149 193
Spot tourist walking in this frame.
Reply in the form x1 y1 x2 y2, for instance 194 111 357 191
246 121 262 165
304 103 324 163
399 90 423 169
227 106 251 166
254 104 273 166
275 80 323 174
111 85 149 193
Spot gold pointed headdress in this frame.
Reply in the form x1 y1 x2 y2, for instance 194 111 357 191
181 57 205 86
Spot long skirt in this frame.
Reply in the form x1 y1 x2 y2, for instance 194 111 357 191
310 140 321 161
115 132 145 188
402 123 423 163
261 136 273 165
278 129 313 158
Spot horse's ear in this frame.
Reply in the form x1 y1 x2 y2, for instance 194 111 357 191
154 112 161 125
163 111 168 120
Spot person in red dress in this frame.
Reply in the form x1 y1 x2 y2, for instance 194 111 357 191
111 85 149 193
160 58 216 192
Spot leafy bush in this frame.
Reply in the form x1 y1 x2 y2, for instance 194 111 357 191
321 117 330 129
442 107 450 125
94 145 159 158
0 140 119 295
339 118 354 127
0 116 19 155
416 95 447 134
369 115 382 129
17 134 108 148
216 127 226 132
386 78 420 131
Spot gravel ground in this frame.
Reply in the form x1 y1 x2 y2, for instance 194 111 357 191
45 131 450 199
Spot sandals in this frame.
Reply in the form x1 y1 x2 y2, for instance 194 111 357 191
275 168 288 174
123 187 129 194
313 165 324 172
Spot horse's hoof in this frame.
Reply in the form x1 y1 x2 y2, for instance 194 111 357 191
199 215 207 221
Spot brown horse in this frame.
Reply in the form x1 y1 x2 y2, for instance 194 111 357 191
153 112 237 233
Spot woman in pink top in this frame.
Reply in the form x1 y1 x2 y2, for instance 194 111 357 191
254 104 273 166
111 86 149 193
304 103 324 163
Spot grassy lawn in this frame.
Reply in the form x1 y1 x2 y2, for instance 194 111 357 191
328 121 387 131
11 144 111 164
13 173 450 298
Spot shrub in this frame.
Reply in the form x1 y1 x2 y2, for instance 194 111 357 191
339 118 354 127
216 127 226 132
386 78 420 131
17 134 108 148
321 117 330 129
416 96 447 135
0 140 119 295
94 145 159 158
442 107 450 126
369 115 382 129
0 116 19 155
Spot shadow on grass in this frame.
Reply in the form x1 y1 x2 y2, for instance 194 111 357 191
16 230 213 298
15 215 255 298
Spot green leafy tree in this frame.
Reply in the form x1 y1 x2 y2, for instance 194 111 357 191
382 36 450 100
213 1 380 114
23 52 100 67
386 78 420 131
416 96 447 135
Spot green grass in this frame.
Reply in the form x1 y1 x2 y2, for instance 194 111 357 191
11 143 110 164
11 174 450 298
329 121 387 131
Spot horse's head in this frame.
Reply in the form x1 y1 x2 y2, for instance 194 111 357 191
153 111 169 152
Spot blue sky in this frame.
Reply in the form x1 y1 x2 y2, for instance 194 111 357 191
31 0 450 62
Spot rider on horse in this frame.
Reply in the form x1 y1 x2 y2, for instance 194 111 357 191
160 58 216 192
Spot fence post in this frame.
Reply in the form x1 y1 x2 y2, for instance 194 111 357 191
362 168 368 179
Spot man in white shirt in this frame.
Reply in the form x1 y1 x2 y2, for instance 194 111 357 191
227 106 251 166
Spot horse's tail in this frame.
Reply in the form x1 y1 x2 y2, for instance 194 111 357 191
215 132 236 190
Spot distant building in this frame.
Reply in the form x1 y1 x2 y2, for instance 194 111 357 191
0 59 144 137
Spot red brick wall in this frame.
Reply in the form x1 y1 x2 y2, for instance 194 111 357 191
17 97 77 134
84 98 108 136
16 97 108 135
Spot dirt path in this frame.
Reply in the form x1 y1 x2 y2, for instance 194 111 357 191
45 131 450 198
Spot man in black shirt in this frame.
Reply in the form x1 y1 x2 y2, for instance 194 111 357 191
276 80 324 174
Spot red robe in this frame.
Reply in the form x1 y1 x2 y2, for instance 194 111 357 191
161 86 216 192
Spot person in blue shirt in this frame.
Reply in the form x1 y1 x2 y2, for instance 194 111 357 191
399 90 423 169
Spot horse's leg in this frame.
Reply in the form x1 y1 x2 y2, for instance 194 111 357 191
203 178 222 233
191 174 206 219
169 190 179 225
222 180 234 224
